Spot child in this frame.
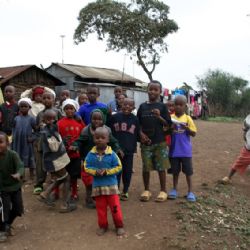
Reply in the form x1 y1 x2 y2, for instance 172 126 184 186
0 132 24 242
168 95 197 202
33 92 62 195
77 93 89 107
77 84 108 125
57 99 85 200
109 98 140 200
38 109 75 213
107 86 123 113
20 86 55 118
137 80 172 202
12 98 36 182
75 109 122 208
221 114 250 184
84 127 125 236
0 85 19 140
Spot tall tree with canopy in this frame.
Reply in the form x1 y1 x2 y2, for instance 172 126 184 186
74 0 178 81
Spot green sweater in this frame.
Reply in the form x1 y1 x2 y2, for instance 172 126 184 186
0 150 24 192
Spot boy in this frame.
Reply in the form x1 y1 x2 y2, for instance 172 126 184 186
109 98 140 200
137 80 172 202
84 127 125 236
107 86 123 113
33 92 62 195
0 86 19 139
168 95 197 202
0 132 24 242
78 84 108 125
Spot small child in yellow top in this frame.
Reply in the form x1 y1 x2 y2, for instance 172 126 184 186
168 95 197 201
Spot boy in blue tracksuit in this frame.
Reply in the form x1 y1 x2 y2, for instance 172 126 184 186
84 127 125 236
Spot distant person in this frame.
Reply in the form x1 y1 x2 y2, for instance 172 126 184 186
57 90 70 115
77 93 89 107
137 80 172 202
84 127 125 236
107 86 123 113
0 132 24 242
109 98 140 200
168 95 197 202
77 84 108 125
0 85 19 141
12 98 36 183
221 114 250 184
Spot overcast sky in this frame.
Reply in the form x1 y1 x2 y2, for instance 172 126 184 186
1 0 250 89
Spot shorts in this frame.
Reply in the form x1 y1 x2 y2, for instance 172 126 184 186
169 157 193 176
141 142 169 172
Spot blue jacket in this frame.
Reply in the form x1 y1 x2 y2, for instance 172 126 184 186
84 146 122 188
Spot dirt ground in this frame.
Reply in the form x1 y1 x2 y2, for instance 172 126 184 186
2 120 250 250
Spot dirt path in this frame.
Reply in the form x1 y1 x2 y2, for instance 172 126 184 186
2 120 250 250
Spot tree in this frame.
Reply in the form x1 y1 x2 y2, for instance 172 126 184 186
197 69 249 116
74 0 178 81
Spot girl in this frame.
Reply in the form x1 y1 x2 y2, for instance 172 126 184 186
74 109 123 208
0 132 24 242
77 93 89 107
12 98 36 182
38 109 75 213
137 80 172 202
57 99 85 200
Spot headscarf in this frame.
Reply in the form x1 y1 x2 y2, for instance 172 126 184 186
18 97 32 107
62 99 79 111
90 109 105 122
32 86 45 100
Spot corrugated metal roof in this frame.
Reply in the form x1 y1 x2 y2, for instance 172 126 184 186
0 65 33 85
50 63 143 83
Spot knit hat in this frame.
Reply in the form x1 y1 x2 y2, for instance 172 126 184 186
62 99 79 111
18 97 32 107
32 86 45 100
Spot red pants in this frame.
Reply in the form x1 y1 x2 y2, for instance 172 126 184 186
81 170 93 187
95 195 123 229
232 147 250 174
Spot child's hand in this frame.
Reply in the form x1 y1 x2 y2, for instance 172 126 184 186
68 145 77 151
96 169 106 176
117 149 124 159
151 109 160 118
140 131 151 145
11 173 21 181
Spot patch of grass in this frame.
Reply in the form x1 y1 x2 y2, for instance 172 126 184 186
173 184 250 249
207 116 243 123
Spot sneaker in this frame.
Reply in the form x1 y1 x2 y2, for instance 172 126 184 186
33 187 43 195
96 228 107 236
220 176 231 185
59 203 77 213
120 192 129 201
116 227 125 236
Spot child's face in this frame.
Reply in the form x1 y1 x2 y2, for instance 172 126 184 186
43 93 54 108
34 94 43 103
91 112 104 129
0 134 8 154
148 83 161 102
94 131 109 150
78 94 88 106
44 113 56 126
60 90 70 102
122 99 134 115
87 87 99 103
64 104 75 118
117 94 125 107
19 102 30 115
167 101 175 113
4 86 15 101
114 87 123 99
174 99 186 115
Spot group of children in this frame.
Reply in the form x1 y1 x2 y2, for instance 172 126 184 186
1 80 249 242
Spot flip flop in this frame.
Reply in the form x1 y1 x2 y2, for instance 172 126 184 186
168 189 178 200
186 192 196 202
155 191 168 202
140 190 152 202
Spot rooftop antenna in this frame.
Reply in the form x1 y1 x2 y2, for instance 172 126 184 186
60 35 65 64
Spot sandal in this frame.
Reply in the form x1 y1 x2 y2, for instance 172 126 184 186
116 227 125 236
140 190 152 202
59 203 77 213
168 189 178 200
96 228 108 236
120 192 129 201
186 192 196 202
33 187 43 195
155 191 168 202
